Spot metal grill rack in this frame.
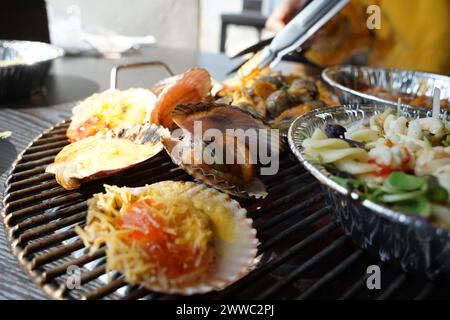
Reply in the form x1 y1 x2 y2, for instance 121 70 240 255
2 121 450 300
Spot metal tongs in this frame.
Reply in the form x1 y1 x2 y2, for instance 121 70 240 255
231 0 349 76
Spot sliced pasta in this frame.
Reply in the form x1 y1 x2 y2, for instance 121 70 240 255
335 159 377 175
300 109 450 227
302 128 376 172
348 129 380 143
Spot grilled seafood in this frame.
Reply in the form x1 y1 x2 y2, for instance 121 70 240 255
162 102 281 198
47 124 169 190
287 79 319 104
76 181 258 294
265 90 291 118
218 71 336 124
66 68 212 142
66 88 157 142
272 101 326 132
151 68 212 128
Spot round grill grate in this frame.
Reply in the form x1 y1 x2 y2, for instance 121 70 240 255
2 121 449 299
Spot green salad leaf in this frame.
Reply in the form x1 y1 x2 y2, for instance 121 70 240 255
383 172 426 192
397 196 431 217
332 176 370 196
331 171 447 219
443 134 450 147
427 186 449 202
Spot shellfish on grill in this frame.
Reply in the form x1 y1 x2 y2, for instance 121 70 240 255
46 123 169 190
150 67 212 128
162 102 282 198
66 88 157 142
76 181 259 295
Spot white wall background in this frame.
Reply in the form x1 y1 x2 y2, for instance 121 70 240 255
46 0 277 54
46 0 200 50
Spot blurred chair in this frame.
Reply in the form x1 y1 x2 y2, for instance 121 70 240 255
0 0 50 43
220 0 267 53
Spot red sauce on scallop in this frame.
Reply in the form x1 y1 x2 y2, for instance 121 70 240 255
67 116 110 142
120 198 206 278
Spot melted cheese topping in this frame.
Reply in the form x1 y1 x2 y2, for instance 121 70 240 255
46 136 161 189
67 89 156 142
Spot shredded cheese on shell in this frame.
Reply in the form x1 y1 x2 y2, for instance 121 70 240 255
76 181 235 288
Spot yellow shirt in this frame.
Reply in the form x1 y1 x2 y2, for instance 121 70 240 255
305 0 450 75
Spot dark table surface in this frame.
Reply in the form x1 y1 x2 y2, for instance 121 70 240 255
0 46 239 300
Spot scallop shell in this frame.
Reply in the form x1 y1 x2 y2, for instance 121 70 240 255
46 123 169 190
172 101 266 130
150 68 212 128
162 101 283 198
162 136 268 198
172 101 284 155
104 122 169 143
121 181 259 295
151 74 179 96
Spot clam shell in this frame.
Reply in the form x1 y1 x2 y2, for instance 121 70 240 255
129 181 259 294
46 123 169 190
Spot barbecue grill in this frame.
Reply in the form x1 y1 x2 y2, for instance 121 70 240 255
2 121 450 299
2 62 450 300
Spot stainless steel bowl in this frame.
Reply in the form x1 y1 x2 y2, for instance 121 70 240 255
288 104 450 280
0 40 64 100
322 65 450 108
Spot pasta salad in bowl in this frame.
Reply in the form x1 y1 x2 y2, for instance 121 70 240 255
288 104 450 278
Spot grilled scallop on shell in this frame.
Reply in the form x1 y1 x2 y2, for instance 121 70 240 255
79 181 259 295
66 88 157 142
162 102 282 198
46 123 169 190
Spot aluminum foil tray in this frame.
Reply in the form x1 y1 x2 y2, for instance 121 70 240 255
288 104 450 280
322 65 450 108
0 40 64 100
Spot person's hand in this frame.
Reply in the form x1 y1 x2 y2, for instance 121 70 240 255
265 0 305 32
